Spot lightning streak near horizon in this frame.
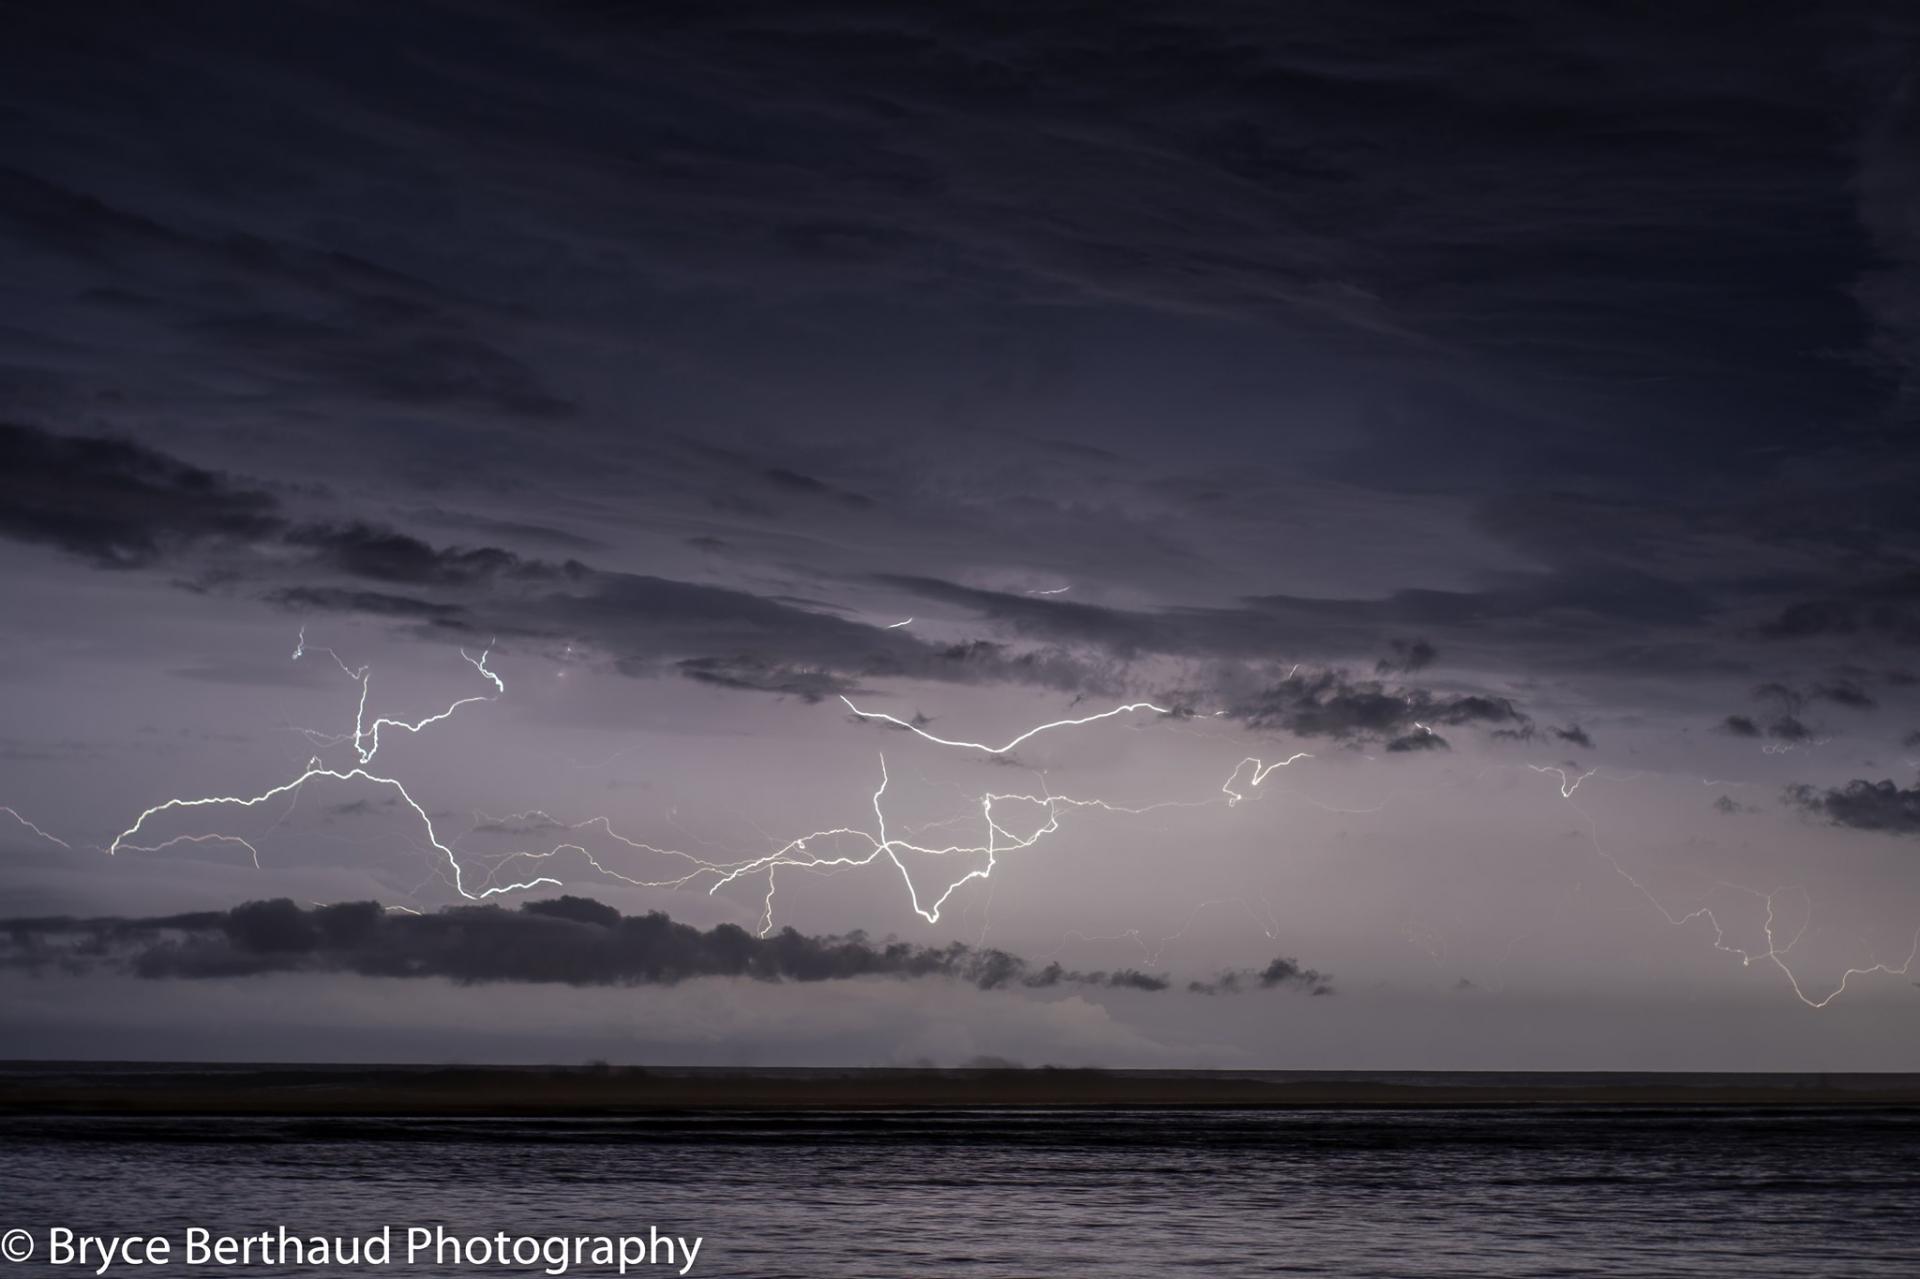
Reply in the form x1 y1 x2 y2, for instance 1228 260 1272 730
28 633 1917 1008
87 636 1313 942
1526 765 1920 1009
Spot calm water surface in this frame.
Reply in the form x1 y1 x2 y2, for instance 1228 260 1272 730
3 1108 1917 1277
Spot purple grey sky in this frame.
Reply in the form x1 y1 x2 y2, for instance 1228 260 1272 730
3 1 1920 1068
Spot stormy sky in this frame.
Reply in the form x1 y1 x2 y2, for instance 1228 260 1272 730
3 1 1920 1069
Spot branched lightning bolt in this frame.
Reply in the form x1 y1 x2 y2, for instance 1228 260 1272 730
466 736 1312 938
697 754 1226 928
100 639 1329 944
85 629 1919 1010
1220 753 1314 805
288 629 502 764
109 638 556 900
1528 765 1920 1008
109 756 561 899
1529 763 1597 799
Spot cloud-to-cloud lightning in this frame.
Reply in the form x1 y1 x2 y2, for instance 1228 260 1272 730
1528 766 1920 1008
51 631 1920 1011
108 637 563 902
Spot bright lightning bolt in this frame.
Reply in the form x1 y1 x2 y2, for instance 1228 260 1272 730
109 757 562 900
1528 763 1596 799
1220 753 1314 806
90 631 1323 950
109 638 556 901
289 633 502 764
82 629 1920 1010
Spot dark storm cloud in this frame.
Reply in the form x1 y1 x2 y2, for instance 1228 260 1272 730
1768 717 1815 743
1816 681 1877 710
1760 600 1870 641
187 307 572 420
0 420 552 590
1433 481 1920 700
7 415 1907 759
1852 30 1920 410
0 166 570 420
1188 956 1332 997
1376 638 1437 675
0 167 450 308
1385 730 1448 752
1553 725 1594 749
675 656 860 703
0 422 1115 698
1021 963 1171 994
266 586 469 621
1787 780 1920 836
761 467 876 510
4 0 1908 458
0 419 1549 725
81 0 1869 434
555 576 1111 697
1758 588 1920 648
874 567 1735 685
670 440 879 513
407 508 605 554
1 2 1917 746
1219 668 1524 746
268 558 1110 697
283 522 559 587
0 421 281 566
1730 682 1842 741
0 897 1325 994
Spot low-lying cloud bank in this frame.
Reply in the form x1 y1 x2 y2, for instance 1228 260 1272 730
1189 957 1332 997
0 897 1331 996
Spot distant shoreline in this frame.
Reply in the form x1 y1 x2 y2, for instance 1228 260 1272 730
5 1064 1920 1116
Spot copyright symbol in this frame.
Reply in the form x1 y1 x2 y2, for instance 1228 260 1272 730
1 1229 32 1262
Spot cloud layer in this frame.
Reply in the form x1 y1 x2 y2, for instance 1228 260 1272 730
0 897 1330 996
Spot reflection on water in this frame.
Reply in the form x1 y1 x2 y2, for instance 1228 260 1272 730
4 1107 1918 1277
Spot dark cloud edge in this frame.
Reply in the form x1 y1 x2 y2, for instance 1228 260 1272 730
1787 778 1920 836
0 420 1553 749
0 896 1332 996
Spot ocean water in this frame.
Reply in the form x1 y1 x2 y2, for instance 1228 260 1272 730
3 1107 1918 1277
